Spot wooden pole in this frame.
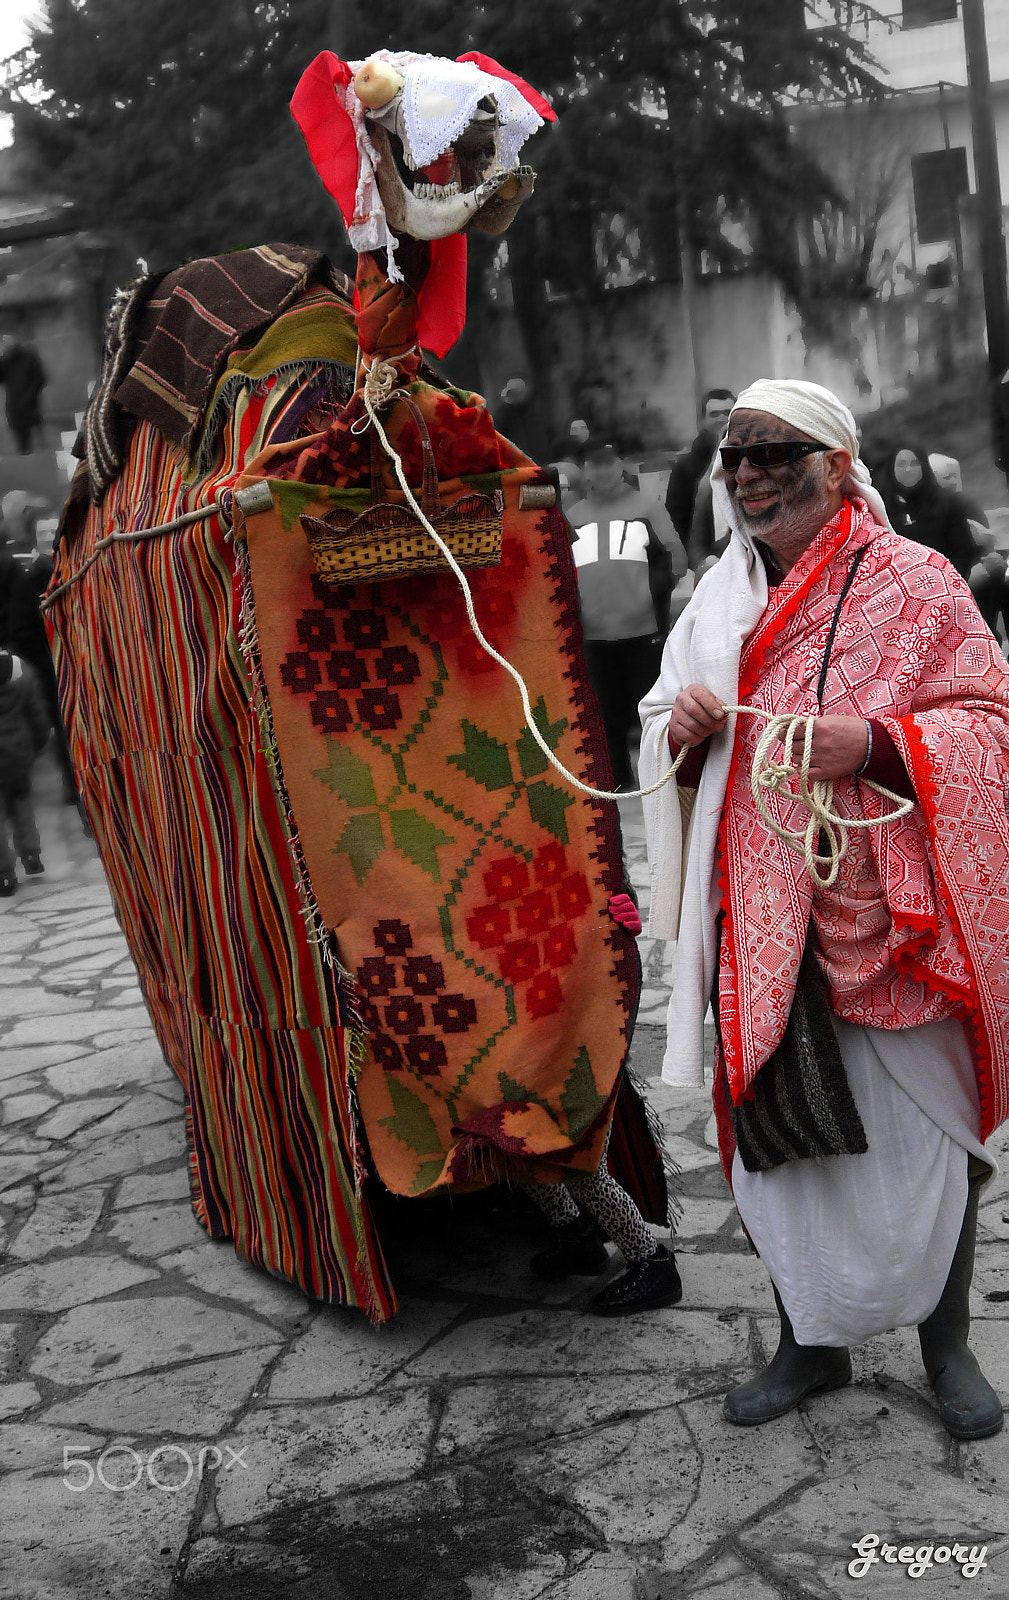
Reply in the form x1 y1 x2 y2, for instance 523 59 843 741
962 0 1009 377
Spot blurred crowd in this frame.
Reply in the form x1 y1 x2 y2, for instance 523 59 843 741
546 391 1009 794
0 487 81 895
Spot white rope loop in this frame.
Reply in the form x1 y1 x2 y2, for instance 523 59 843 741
740 705 914 889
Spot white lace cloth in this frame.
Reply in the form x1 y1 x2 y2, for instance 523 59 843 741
341 50 545 281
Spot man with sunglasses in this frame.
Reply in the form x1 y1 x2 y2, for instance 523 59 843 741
637 378 1009 1441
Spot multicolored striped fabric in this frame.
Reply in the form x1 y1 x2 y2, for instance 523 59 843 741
47 288 398 1321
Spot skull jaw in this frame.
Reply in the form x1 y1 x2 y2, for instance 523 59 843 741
469 168 536 236
371 125 536 242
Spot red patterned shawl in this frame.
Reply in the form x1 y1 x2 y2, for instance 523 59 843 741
714 500 1009 1154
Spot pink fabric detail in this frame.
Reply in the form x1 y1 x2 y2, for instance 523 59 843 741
608 894 642 936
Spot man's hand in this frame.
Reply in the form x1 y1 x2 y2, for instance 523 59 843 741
783 715 869 782
668 684 727 749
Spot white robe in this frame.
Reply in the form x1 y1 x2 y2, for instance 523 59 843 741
732 1016 994 1345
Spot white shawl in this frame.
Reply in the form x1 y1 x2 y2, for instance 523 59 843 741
636 379 890 1087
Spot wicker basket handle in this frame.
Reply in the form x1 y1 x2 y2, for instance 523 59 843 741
369 394 441 519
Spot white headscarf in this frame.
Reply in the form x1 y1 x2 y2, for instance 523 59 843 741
710 377 893 537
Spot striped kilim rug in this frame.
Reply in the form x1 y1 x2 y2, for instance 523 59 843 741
47 284 397 1321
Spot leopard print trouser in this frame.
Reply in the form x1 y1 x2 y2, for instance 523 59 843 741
521 1131 658 1263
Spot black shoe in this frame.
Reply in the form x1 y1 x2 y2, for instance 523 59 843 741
531 1216 610 1280
724 1286 851 1425
588 1244 682 1316
0 872 15 897
21 852 43 876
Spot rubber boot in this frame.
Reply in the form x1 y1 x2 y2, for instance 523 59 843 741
530 1214 609 1280
724 1285 851 1425
917 1173 1004 1440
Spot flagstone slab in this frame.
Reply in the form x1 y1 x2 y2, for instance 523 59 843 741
13 887 112 916
58 954 131 979
675 1252 778 1312
91 1025 159 1051
737 1467 1006 1597
213 1387 433 1526
1 1156 53 1192
30 1295 281 1386
656 1394 820 1580
0 1323 19 1377
155 1242 308 1326
35 1096 126 1141
0 1421 98 1473
46 1120 186 1188
116 1168 192 1208
0 1255 158 1312
0 1043 92 1080
43 1347 282 1435
267 1298 464 1402
44 1037 169 1096
0 1464 190 1600
82 1092 180 1137
675 1197 739 1240
4 1008 152 1048
0 990 98 1020
435 1370 702 1462
0 1074 39 1098
662 1130 726 1175
0 1382 40 1419
38 923 124 950
7 1185 108 1260
2 1091 59 1123
402 1305 746 1384
0 1130 51 1155
517 1404 697 1544
108 1203 211 1260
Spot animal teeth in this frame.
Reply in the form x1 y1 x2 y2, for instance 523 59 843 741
412 179 461 199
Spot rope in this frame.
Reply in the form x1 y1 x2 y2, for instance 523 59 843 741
726 705 914 889
361 363 915 885
40 497 230 611
361 363 668 803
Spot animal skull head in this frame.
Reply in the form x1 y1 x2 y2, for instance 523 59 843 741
352 57 537 241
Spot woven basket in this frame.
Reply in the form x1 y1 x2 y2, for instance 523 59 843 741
300 396 503 586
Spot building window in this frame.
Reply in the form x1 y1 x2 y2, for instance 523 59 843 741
911 147 970 243
902 0 958 26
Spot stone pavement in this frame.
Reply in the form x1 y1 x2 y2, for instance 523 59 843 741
1 753 1009 1599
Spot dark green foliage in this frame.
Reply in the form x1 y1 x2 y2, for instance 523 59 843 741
2 0 355 274
2 0 885 365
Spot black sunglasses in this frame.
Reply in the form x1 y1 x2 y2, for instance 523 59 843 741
719 441 829 471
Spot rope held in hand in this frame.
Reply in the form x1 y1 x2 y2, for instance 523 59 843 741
363 364 914 884
363 371 914 879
